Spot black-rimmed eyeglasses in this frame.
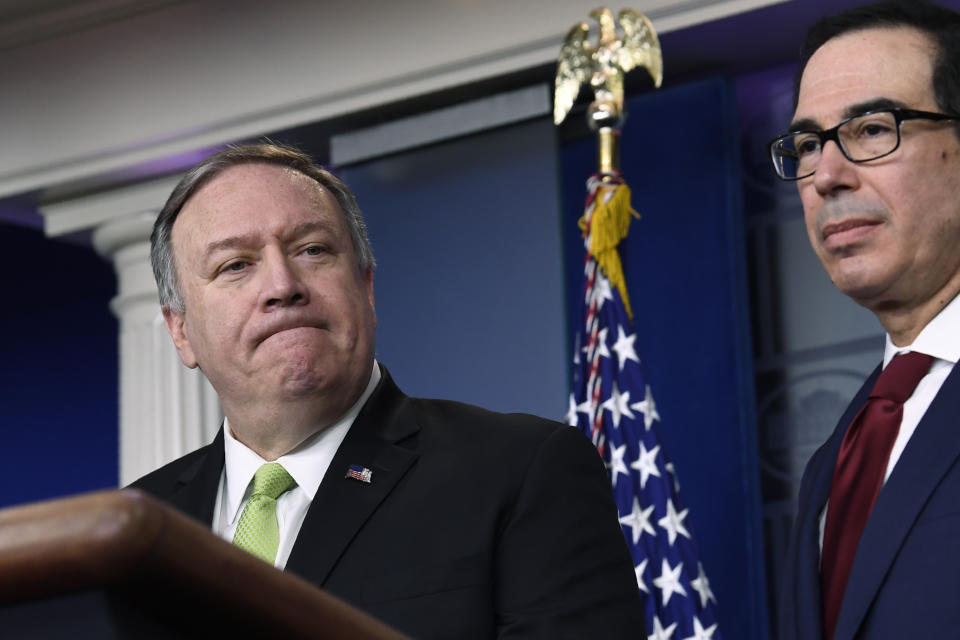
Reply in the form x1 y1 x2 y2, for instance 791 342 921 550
768 108 960 181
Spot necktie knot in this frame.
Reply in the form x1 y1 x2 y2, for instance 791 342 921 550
251 462 295 500
870 352 934 403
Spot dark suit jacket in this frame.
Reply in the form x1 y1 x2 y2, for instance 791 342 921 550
778 361 960 640
132 367 645 638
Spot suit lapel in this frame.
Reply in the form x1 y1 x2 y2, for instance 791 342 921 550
285 368 420 586
790 366 879 640
166 426 225 525
835 363 960 640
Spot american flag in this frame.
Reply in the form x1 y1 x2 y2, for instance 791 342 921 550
345 464 373 483
566 173 721 640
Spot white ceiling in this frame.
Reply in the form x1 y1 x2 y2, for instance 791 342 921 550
0 0 789 208
0 0 182 51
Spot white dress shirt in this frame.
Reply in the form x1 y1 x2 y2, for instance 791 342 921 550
819 294 960 553
212 362 381 569
880 294 960 482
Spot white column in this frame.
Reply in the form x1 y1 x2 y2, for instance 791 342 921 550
41 177 222 485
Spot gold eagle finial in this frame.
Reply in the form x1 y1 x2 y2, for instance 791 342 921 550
554 8 663 128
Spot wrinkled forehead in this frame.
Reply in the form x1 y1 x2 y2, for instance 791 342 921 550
795 26 938 127
190 163 328 210
171 163 346 256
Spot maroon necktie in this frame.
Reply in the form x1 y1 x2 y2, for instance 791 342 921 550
820 351 934 639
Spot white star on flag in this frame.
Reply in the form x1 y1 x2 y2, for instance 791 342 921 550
576 397 596 425
658 498 692 546
607 443 629 488
653 558 687 606
591 272 614 309
691 562 717 607
612 325 640 371
630 442 661 489
649 616 678 640
681 617 718 640
665 462 681 493
619 497 656 544
601 380 634 428
635 558 649 594
631 384 661 430
583 327 611 361
564 393 578 426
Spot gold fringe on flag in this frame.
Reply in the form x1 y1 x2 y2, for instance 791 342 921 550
579 182 640 319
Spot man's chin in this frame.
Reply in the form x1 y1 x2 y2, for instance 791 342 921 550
832 272 894 309
275 368 329 398
822 252 885 298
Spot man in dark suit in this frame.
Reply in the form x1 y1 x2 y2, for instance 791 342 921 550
770 2 960 639
131 143 644 637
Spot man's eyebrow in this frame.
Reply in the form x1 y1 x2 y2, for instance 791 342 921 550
203 234 259 260
283 220 338 241
202 221 337 259
787 116 819 133
788 97 908 133
842 97 906 119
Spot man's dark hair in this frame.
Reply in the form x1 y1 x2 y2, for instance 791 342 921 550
150 143 375 313
796 0 960 129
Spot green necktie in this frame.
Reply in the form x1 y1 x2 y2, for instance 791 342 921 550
232 462 296 564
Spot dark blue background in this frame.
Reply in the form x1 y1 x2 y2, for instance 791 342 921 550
1 224 118 507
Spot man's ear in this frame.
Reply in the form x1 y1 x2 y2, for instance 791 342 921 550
162 308 199 369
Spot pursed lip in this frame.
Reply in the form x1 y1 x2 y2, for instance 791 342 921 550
821 217 883 248
252 316 327 347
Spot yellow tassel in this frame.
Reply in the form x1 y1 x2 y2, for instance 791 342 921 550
579 183 640 319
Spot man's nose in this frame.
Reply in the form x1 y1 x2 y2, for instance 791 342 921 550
259 257 309 309
811 140 859 195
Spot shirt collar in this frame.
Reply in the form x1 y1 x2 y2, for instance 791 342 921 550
884 293 960 366
222 361 381 523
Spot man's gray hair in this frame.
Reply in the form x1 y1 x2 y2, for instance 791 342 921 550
150 143 375 313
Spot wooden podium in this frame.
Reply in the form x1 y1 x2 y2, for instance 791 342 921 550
0 489 406 639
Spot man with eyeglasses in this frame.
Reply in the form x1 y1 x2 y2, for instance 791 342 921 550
773 2 960 640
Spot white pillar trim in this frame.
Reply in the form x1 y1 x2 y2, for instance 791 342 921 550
40 183 221 485
41 175 181 237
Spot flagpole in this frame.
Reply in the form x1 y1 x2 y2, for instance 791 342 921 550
597 127 620 176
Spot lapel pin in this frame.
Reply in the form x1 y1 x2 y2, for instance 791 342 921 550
345 464 373 484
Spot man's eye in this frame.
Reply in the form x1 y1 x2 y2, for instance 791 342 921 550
303 245 327 256
857 122 893 138
793 135 820 156
222 261 248 274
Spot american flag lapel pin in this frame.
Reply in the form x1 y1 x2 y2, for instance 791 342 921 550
345 464 373 484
